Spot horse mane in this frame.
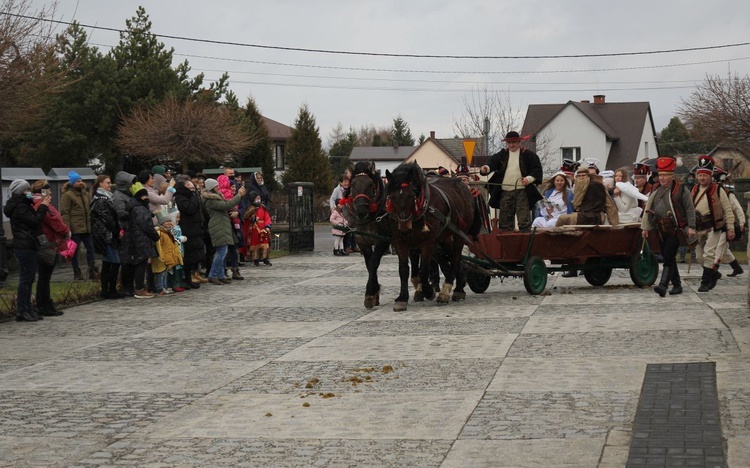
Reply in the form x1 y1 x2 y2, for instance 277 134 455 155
387 162 423 191
353 161 374 176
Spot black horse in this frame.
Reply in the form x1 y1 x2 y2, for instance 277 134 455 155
344 161 420 309
384 162 476 311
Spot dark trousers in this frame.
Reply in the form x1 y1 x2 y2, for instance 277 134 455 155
36 260 55 309
498 189 531 232
71 233 95 269
121 263 135 293
14 248 38 318
660 231 681 284
134 261 148 290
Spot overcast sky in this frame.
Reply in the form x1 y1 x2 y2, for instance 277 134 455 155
36 0 750 146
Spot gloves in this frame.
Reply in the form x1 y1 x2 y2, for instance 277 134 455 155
180 236 187 243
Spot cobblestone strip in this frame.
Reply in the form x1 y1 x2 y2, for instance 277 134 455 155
627 362 726 467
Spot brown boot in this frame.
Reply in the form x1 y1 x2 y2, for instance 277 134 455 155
231 267 244 280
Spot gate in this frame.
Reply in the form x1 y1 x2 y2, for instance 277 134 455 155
287 182 315 252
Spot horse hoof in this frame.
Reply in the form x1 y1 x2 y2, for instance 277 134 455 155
452 291 466 301
393 301 408 312
424 289 436 301
364 296 378 309
437 293 451 304
413 291 424 302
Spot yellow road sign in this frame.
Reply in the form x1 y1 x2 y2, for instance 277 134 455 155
462 140 476 164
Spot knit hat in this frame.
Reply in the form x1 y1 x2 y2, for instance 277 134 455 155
9 179 30 195
155 210 171 225
153 173 166 190
204 178 219 192
137 169 152 185
68 171 81 185
695 155 714 175
151 165 166 176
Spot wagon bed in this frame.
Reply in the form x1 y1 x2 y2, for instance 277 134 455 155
464 223 661 295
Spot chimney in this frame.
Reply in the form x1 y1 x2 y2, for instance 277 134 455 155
430 131 435 139
593 95 605 105
581 100 590 104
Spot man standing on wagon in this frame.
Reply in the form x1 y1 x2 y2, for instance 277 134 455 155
641 156 696 297
479 131 543 232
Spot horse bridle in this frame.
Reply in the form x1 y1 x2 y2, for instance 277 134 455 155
346 172 384 225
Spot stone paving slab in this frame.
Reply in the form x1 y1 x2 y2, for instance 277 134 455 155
135 320 349 339
232 294 367 309
0 436 108 467
442 438 608 467
541 292 704 305
0 336 115 362
521 309 725 334
277 334 517 361
0 319 173 337
0 360 266 393
459 390 638 440
359 305 537 321
190 306 370 323
328 318 527 336
222 359 501 394
508 329 740 358
136 391 484 440
488 356 712 392
73 438 454 467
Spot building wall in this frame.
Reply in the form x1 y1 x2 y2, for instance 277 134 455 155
634 115 658 164
541 106 609 171
404 141 457 171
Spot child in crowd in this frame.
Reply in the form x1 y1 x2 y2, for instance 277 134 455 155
244 191 272 266
330 198 348 256
152 210 183 296
168 208 188 292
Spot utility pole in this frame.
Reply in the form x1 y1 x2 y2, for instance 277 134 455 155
483 117 491 157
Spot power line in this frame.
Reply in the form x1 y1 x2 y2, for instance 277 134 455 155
7 12 750 60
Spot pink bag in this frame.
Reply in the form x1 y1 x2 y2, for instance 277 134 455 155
58 239 78 260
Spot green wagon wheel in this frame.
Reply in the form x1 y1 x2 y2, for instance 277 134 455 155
467 269 491 294
523 256 548 295
630 249 658 287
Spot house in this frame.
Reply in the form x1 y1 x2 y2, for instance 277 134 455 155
708 146 750 179
348 144 418 175
521 95 659 174
405 132 488 173
262 116 293 182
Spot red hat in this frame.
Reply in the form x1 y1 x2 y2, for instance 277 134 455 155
455 163 470 175
695 155 714 175
632 162 650 176
502 131 530 142
656 156 676 175
561 159 580 176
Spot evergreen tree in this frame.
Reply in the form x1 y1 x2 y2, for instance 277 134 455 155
391 115 415 146
329 129 357 176
282 104 334 196
236 97 278 192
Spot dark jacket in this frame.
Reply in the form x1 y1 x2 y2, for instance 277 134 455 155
247 172 271 208
575 180 609 225
90 190 121 255
120 196 159 264
32 194 70 249
485 148 543 209
112 171 135 224
4 194 48 250
174 185 205 264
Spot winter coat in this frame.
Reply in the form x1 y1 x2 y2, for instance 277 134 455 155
152 227 183 273
247 172 271 208
90 189 121 255
330 208 347 237
202 190 242 247
146 179 174 224
60 185 91 234
112 171 135 224
120 197 159 264
32 194 70 252
173 185 205 265
4 194 49 250
246 205 272 247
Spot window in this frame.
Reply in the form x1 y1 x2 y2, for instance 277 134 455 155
723 158 734 173
561 147 582 162
275 144 286 170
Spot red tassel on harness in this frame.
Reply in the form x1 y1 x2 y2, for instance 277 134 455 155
385 197 393 213
369 202 378 213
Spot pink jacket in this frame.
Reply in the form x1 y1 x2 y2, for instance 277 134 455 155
330 208 347 237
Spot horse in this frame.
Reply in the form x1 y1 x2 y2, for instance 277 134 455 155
344 161 421 309
384 162 476 312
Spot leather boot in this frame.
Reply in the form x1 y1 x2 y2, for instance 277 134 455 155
231 267 244 280
16 308 39 322
709 267 721 290
653 266 670 297
698 267 712 292
73 266 84 281
669 268 682 295
88 264 99 280
109 264 123 299
728 260 744 277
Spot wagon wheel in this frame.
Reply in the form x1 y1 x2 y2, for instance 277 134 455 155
467 269 491 294
583 260 612 286
523 256 547 295
629 249 658 287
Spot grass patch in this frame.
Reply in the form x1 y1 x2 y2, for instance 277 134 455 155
0 280 101 322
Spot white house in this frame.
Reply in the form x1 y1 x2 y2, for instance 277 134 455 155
521 95 659 174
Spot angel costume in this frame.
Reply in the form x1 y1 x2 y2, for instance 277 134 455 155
614 181 648 224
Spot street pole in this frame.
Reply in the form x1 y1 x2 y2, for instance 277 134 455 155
0 144 7 284
483 117 491 157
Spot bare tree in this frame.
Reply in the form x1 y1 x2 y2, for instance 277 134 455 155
532 129 559 178
117 95 254 172
453 85 524 155
678 73 750 152
0 0 68 139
